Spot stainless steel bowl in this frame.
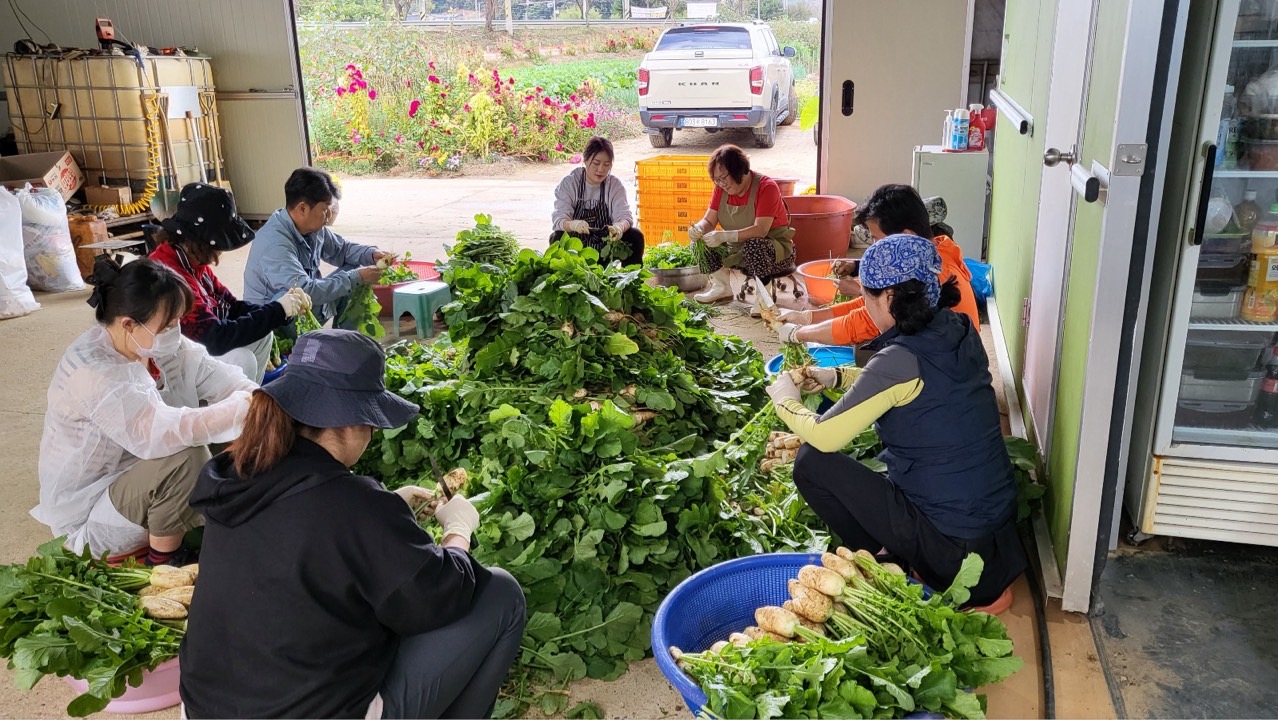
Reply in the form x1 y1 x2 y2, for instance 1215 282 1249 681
651 266 707 293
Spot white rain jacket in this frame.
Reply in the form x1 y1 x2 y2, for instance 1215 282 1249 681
34 325 256 556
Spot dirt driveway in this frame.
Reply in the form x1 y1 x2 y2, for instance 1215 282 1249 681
330 123 817 262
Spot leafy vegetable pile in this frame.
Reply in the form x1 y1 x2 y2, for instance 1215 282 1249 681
361 238 831 714
643 241 699 271
443 213 521 267
675 550 1022 719
377 251 420 285
0 540 184 717
337 284 385 339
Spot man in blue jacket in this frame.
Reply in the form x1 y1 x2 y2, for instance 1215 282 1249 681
244 168 395 328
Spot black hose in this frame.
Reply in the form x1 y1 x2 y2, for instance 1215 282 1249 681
1019 525 1055 719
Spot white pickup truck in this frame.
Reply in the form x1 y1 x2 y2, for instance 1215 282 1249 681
637 22 798 149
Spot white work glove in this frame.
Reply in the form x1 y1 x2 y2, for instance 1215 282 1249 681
433 494 481 543
794 366 838 394
606 224 623 241
765 371 801 406
688 224 705 242
702 230 738 247
779 309 812 325
774 322 802 344
277 288 311 318
564 219 590 234
394 485 436 507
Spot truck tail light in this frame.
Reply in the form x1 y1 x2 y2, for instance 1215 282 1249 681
750 66 764 95
638 68 649 96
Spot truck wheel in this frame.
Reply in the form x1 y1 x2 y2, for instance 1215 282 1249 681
779 82 798 126
649 128 673 148
753 100 778 149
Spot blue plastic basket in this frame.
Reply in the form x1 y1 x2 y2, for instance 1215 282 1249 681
764 343 856 376
652 553 943 719
652 552 821 716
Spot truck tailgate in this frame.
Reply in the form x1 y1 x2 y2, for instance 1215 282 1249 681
644 55 754 110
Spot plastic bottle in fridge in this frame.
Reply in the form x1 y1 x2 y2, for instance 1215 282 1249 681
1218 85 1235 167
1256 347 1278 428
1242 245 1278 322
1251 201 1278 253
1237 190 1262 234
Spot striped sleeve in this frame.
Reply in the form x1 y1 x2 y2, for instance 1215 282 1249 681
775 346 923 452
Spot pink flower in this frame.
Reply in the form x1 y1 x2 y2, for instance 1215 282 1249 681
440 92 447 99
395 134 403 143
570 153 582 163
346 63 357 71
417 141 425 148
563 103 573 111
543 97 554 106
356 79 367 90
508 77 515 85
349 82 359 93
409 100 421 118
468 73 477 83
430 120 438 127
368 89 377 100
525 94 534 102
336 87 347 96
535 86 543 93
428 61 436 70
405 79 412 88
556 142 563 151
570 94 578 102
428 75 440 84
492 69 500 79
431 144 439 151
463 104 471 112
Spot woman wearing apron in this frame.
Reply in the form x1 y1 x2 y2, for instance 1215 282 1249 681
551 136 645 265
689 145 806 310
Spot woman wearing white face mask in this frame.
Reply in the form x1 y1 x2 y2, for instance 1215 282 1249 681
34 257 256 564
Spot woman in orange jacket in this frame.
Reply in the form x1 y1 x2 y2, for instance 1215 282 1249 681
772 185 980 346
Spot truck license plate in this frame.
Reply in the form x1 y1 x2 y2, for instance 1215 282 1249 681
681 117 718 128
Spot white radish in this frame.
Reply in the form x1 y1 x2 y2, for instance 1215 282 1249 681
755 605 801 638
798 565 847 598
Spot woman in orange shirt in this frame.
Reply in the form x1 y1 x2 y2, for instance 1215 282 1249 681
772 184 980 345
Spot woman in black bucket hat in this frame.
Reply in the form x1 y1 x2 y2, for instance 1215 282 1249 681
148 182 312 382
179 330 527 719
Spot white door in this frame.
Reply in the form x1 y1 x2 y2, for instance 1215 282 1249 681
818 0 974 203
1021 0 1098 453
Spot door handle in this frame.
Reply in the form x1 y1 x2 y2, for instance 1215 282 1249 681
1192 143 1218 246
1043 147 1078 167
841 80 854 116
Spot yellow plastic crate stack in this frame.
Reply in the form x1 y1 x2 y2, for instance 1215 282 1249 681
634 155 714 246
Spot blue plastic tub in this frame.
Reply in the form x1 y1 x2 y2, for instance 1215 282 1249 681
262 360 287 385
765 343 856 376
652 552 942 718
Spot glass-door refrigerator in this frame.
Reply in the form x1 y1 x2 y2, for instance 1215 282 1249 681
1134 0 1278 546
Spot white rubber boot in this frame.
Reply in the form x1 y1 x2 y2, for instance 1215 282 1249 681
694 268 733 304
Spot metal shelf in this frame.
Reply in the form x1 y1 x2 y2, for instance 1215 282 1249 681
1173 424 1278 448
1188 319 1278 332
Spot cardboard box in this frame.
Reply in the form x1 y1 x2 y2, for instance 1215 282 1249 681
84 185 133 207
0 151 85 201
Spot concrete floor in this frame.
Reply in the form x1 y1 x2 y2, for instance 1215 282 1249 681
0 139 1102 717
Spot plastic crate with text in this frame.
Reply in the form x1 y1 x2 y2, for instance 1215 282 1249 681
635 155 715 246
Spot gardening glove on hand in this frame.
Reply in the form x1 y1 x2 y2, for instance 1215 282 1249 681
765 371 801 406
687 224 705 242
773 322 802 344
795 366 838 394
702 230 739 247
434 494 481 544
565 219 590 235
394 485 436 508
780 309 813 325
277 290 307 318
606 224 623 241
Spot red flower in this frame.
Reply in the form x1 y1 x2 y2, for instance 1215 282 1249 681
368 89 377 100
555 142 564 151
508 77 515 85
463 104 471 112
543 97 554 106
418 141 425 148
431 144 439 151
428 75 440 83
409 100 421 118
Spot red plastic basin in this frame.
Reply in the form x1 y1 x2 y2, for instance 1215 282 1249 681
783 195 858 266
373 260 442 318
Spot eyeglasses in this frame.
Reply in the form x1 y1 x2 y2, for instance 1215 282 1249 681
712 173 732 186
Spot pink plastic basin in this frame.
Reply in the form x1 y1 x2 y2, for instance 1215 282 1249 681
783 195 858 266
64 658 181 714
373 260 442 318
797 259 841 306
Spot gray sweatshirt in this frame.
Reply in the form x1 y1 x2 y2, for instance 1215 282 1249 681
551 167 635 233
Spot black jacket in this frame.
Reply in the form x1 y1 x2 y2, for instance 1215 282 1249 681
179 439 490 719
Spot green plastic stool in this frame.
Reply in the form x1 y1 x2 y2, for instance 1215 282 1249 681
392 280 452 338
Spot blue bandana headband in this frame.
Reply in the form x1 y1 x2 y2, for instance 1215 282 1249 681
860 233 943 306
